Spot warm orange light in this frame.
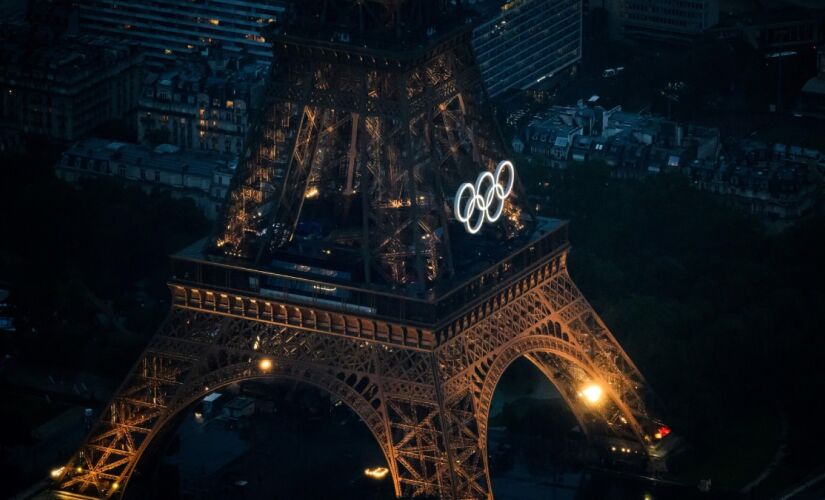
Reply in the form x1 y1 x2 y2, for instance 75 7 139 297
364 467 389 479
50 466 65 479
258 358 273 372
388 198 410 208
655 425 671 439
580 384 603 404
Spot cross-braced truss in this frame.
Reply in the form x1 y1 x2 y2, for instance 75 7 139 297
215 24 521 288
54 252 664 499
54 4 666 497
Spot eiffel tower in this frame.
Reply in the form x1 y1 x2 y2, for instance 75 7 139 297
52 1 670 498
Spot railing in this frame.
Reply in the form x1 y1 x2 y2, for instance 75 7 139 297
170 220 569 329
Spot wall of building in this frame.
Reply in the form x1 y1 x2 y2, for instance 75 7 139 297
137 58 266 154
616 0 719 42
56 139 234 219
0 35 143 141
0 0 27 21
473 0 583 97
76 0 286 67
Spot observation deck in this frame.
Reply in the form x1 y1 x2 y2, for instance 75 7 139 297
171 217 569 346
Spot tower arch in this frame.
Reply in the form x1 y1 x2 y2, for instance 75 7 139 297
117 360 399 497
55 310 402 499
473 333 649 459
52 0 668 496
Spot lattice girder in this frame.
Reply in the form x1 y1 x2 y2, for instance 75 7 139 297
54 248 662 500
215 28 515 287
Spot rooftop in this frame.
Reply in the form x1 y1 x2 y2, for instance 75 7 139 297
63 138 236 178
0 34 141 88
144 56 269 100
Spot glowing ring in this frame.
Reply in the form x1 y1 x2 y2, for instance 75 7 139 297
454 160 515 234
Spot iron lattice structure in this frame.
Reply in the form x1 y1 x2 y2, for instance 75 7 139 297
54 2 669 498
215 0 523 286
55 245 666 499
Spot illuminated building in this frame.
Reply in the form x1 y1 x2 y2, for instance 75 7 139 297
138 53 267 154
472 0 583 97
614 0 719 43
75 0 287 67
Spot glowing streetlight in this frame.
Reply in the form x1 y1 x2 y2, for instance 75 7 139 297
50 466 65 479
580 384 603 404
304 186 319 199
654 424 672 440
364 467 389 480
258 358 273 372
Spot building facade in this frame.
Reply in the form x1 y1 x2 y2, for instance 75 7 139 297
684 142 819 220
0 0 27 22
0 34 143 141
523 101 703 173
616 0 719 43
472 0 582 97
56 138 236 219
795 47 825 118
76 0 287 67
712 6 823 51
138 55 267 154
518 99 819 221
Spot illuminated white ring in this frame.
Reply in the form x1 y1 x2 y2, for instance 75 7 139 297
489 160 515 222
454 160 515 234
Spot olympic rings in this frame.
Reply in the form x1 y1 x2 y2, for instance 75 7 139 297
454 160 515 234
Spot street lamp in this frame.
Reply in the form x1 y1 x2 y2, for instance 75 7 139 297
580 383 603 404
50 466 65 480
364 467 389 479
